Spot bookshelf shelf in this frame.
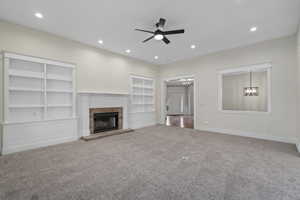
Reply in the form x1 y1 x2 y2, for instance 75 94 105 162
48 104 72 107
3 52 76 123
130 75 155 114
9 104 44 108
47 74 72 82
9 69 43 79
9 87 43 92
47 89 73 93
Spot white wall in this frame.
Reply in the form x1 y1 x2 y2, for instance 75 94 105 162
159 36 299 143
0 20 159 94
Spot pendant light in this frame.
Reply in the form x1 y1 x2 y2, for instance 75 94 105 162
244 71 259 96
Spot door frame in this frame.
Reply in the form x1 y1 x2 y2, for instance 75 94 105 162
160 75 196 128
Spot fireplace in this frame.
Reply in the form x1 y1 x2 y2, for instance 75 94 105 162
90 107 123 134
94 112 118 132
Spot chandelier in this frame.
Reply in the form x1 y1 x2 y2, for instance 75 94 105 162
244 71 259 96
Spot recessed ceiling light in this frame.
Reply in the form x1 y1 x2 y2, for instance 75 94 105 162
35 12 43 19
125 49 131 53
190 44 196 49
98 40 103 44
250 26 257 32
154 56 159 60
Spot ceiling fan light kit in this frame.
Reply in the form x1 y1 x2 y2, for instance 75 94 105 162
135 18 185 44
154 34 164 40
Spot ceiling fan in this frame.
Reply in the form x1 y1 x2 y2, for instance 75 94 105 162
135 18 185 44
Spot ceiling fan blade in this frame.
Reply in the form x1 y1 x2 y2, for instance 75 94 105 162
162 37 170 44
135 29 155 34
163 29 185 35
143 35 154 43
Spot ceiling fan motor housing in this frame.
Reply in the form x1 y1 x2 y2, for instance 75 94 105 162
156 18 166 29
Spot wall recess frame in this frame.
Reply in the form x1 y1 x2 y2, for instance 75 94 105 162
217 62 272 114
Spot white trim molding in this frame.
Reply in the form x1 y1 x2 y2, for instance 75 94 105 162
217 62 272 114
296 144 300 153
160 74 196 126
218 62 272 74
3 51 75 68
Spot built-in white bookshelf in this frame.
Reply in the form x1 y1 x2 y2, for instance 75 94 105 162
3 52 76 123
130 75 155 113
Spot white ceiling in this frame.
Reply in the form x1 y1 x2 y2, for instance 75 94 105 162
0 0 299 65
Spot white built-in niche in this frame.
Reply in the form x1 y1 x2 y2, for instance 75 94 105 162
130 75 155 113
3 52 76 123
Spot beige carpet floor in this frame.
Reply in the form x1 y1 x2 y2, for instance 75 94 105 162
0 125 300 200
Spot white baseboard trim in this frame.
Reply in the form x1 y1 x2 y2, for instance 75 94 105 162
130 122 157 129
135 123 158 129
2 136 78 155
197 126 298 144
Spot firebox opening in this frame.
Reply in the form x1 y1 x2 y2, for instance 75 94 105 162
93 112 119 133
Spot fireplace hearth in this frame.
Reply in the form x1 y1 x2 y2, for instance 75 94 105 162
90 107 123 134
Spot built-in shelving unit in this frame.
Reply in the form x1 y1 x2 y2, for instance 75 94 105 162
130 75 155 113
3 52 76 123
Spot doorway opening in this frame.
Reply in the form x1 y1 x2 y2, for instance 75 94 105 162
164 76 194 129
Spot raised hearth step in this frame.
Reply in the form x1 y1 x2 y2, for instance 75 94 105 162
81 129 134 141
